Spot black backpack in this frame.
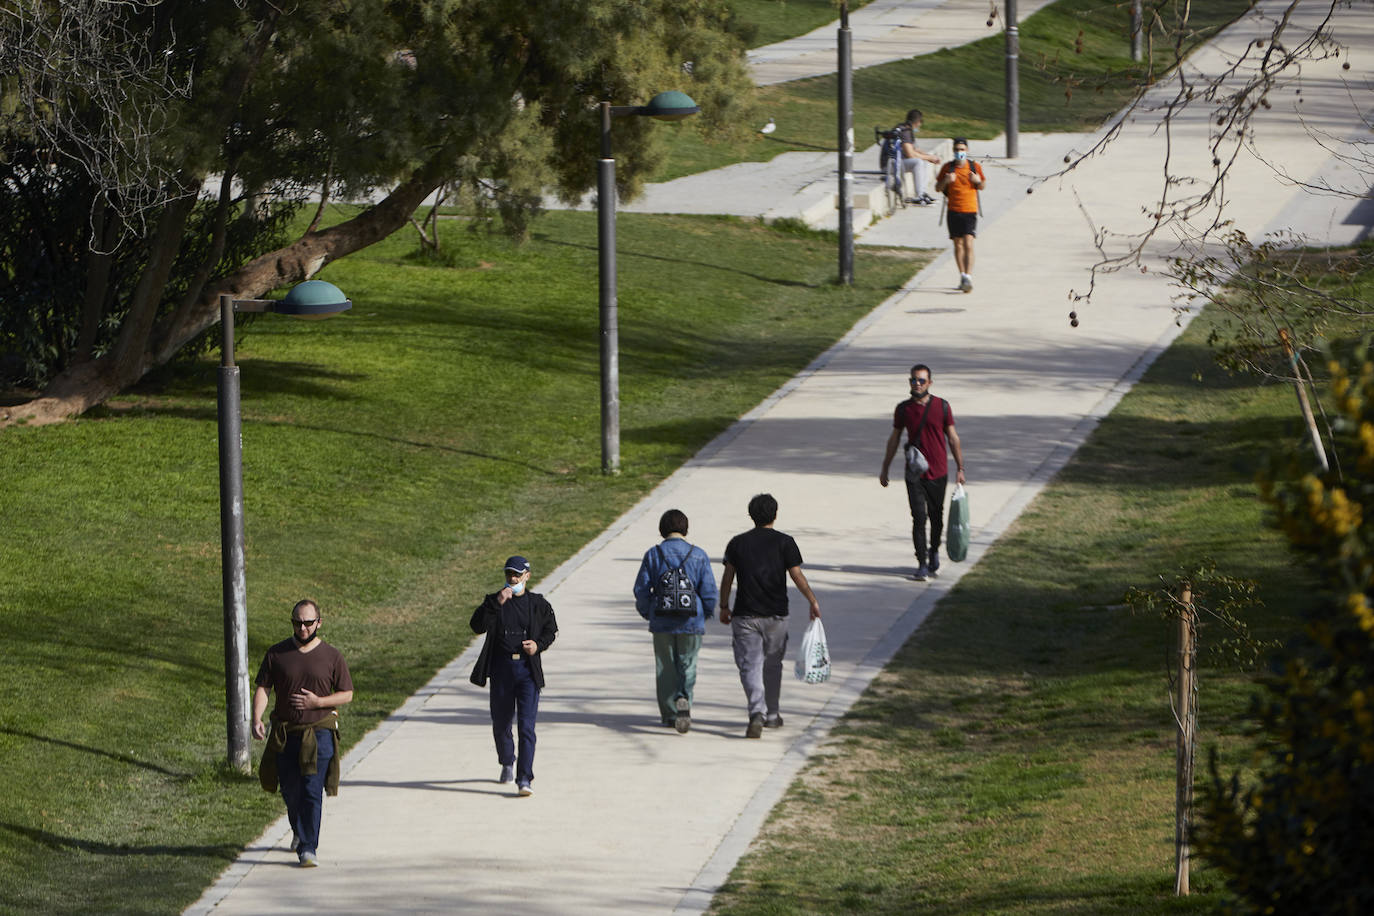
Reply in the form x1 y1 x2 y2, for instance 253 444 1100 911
652 544 699 617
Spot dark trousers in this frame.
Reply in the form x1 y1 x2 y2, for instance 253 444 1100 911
905 473 948 562
489 653 540 785
277 727 334 856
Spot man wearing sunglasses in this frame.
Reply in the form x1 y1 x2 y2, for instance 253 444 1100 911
879 365 966 580
252 599 354 867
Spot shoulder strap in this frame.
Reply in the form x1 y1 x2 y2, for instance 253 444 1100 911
655 542 689 570
912 398 934 440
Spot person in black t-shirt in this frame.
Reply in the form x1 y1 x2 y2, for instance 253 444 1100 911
469 555 558 796
719 494 822 738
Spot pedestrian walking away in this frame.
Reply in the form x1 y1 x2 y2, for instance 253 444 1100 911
934 137 986 292
469 555 558 796
878 364 966 581
633 509 720 733
718 494 822 738
252 599 354 868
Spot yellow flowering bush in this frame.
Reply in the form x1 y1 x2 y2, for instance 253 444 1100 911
1196 343 1374 914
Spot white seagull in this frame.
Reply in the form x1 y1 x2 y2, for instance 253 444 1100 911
759 118 776 135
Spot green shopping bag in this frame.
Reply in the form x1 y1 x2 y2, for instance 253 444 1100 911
946 483 970 562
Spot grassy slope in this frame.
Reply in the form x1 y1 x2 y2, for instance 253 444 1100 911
731 0 879 48
0 212 926 914
659 0 1255 180
707 292 1365 913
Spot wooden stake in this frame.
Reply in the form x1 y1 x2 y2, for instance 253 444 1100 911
1175 584 1195 896
1279 328 1330 473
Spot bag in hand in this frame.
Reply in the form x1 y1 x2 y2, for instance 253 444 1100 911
946 483 970 562
794 618 831 684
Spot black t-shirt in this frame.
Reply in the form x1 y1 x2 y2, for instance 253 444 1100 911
499 593 534 654
723 527 804 617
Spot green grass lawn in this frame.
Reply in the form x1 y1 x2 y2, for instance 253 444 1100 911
658 0 1256 180
731 0 878 49
705 290 1371 913
0 211 927 915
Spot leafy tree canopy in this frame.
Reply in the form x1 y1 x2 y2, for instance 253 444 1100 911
0 0 753 424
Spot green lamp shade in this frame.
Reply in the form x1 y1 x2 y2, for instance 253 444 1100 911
643 90 700 122
275 280 352 319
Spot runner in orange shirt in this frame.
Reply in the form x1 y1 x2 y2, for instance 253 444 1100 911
934 138 986 293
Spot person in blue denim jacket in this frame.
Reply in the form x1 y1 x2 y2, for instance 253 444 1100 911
633 509 720 733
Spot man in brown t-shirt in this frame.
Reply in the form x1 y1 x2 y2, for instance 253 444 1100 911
252 599 353 867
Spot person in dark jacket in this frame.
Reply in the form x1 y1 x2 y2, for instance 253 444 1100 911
469 555 558 796
633 509 720 733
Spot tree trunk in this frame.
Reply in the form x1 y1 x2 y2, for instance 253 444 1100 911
150 149 453 365
0 150 452 430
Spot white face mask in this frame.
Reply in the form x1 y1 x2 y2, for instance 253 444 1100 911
955 150 968 162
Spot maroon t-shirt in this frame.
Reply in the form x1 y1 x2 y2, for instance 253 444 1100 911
893 396 954 480
255 638 353 725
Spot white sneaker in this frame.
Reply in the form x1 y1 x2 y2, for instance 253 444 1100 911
517 783 533 797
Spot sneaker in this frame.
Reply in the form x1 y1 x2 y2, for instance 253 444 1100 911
764 715 784 728
517 783 533 797
928 551 940 576
746 713 765 738
499 763 515 783
920 193 936 205
674 696 691 734
911 565 929 581
960 275 973 293
298 851 319 868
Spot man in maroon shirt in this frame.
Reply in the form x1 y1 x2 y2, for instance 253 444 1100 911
252 599 354 867
879 364 966 580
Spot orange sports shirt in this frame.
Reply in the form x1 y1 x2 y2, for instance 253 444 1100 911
940 160 985 213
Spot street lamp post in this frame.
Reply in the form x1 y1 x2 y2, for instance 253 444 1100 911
837 1 854 285
597 91 699 474
217 279 351 772
1005 0 1020 159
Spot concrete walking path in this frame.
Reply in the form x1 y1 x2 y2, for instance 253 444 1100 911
749 0 1059 86
187 2 1373 913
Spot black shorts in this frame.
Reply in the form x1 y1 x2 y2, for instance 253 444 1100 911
947 210 977 239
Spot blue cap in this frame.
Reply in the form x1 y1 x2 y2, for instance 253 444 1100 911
504 556 530 574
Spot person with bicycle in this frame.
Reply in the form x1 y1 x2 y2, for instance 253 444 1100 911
895 109 941 205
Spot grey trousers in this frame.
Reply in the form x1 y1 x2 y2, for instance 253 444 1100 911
731 616 789 719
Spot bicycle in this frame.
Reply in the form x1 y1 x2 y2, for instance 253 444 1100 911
875 126 906 214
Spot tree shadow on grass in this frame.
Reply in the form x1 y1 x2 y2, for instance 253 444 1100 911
0 821 240 860
532 236 834 290
0 728 191 780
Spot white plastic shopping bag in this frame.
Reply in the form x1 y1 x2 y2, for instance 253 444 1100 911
794 618 831 684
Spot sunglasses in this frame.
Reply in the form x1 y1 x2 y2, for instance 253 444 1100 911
291 618 320 627
909 377 930 386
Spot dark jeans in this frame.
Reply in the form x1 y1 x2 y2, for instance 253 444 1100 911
277 727 334 856
489 653 540 786
905 473 948 562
